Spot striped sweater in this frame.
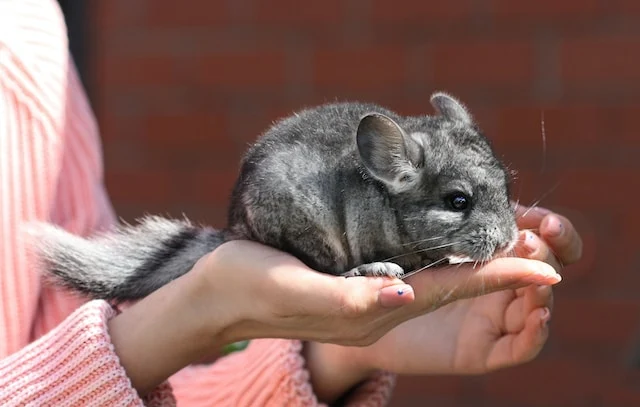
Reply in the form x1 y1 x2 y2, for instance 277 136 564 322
0 0 394 405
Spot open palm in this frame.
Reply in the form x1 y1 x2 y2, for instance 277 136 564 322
364 283 551 375
352 206 581 376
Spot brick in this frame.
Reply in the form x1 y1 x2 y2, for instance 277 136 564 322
601 0 640 14
601 371 640 407
549 170 640 210
141 112 230 144
173 170 238 207
97 111 143 142
560 37 640 84
492 106 556 146
604 106 640 144
145 0 229 27
391 376 468 406
370 0 474 23
551 298 640 348
312 47 409 91
431 41 535 87
176 203 229 228
103 138 148 171
94 0 146 31
105 171 174 203
487 0 602 19
250 0 346 24
102 55 176 87
185 52 287 89
143 141 243 173
483 359 604 406
491 105 616 150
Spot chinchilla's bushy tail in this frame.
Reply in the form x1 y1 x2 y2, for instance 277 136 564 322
29 216 224 302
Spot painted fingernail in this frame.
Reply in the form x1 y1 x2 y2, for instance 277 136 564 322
379 285 414 308
544 216 564 238
523 231 539 255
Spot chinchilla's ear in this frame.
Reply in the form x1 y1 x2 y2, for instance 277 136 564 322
356 113 422 193
430 92 473 125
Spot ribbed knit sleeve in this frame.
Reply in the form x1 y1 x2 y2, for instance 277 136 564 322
171 339 396 406
0 1 172 405
0 300 175 406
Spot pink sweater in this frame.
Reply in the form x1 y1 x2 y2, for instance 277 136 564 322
0 1 395 405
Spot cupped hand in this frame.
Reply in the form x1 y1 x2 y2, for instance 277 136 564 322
198 239 560 348
304 205 583 401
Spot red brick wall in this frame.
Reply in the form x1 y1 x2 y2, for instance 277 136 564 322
89 2 640 405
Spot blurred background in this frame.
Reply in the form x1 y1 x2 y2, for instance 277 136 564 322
59 1 639 406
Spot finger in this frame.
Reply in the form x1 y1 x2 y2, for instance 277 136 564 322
513 203 553 231
276 271 412 318
539 214 583 265
504 285 553 333
405 258 561 311
219 239 411 316
524 285 553 314
487 307 551 371
378 283 416 308
513 230 562 272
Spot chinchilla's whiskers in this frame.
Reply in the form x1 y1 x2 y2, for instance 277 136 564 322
518 178 563 218
380 241 460 262
401 257 448 279
401 236 445 247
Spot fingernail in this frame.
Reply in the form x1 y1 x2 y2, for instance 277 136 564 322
536 264 562 283
540 307 551 327
379 284 414 308
522 230 539 255
534 207 553 216
544 216 564 238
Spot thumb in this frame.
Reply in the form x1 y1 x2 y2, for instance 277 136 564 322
405 258 561 309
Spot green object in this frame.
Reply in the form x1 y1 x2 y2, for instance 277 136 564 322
222 340 250 355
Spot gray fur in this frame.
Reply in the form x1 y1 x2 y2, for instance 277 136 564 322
32 217 222 300
34 92 518 301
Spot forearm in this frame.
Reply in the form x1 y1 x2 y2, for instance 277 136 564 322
108 260 238 396
304 342 374 403
304 342 395 406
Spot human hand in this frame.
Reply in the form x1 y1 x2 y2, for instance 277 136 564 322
107 205 573 399
198 239 560 347
305 205 582 401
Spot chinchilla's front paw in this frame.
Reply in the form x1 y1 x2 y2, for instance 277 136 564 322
342 262 405 278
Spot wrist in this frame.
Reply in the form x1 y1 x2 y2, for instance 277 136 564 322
108 255 240 395
303 342 376 403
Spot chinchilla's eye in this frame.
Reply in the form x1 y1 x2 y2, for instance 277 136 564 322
446 192 470 211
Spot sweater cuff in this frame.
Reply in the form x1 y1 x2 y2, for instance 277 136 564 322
0 300 175 406
243 339 396 406
170 339 394 406
341 369 396 406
